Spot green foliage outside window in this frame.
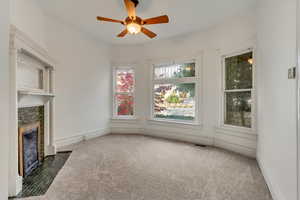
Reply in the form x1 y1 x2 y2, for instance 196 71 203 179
224 52 253 128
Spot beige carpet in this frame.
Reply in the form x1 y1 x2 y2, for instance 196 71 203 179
19 134 272 200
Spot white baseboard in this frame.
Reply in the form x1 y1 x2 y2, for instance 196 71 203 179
214 127 257 158
257 155 284 200
144 128 213 146
111 127 143 134
8 175 22 197
214 138 256 158
44 145 56 156
55 128 110 148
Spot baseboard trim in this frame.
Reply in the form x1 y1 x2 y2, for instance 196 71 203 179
257 155 284 200
214 138 256 158
144 128 213 146
55 128 110 148
111 127 143 134
44 145 56 156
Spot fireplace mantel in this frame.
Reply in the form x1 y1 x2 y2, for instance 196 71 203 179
9 25 57 197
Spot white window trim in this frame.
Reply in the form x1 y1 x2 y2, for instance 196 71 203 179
219 48 257 133
150 57 202 125
112 66 136 120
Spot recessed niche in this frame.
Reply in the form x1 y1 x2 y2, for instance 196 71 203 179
17 52 46 92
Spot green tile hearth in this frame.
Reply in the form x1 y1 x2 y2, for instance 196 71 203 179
14 151 71 199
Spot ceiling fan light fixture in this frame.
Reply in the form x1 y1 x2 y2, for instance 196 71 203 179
127 22 141 34
97 0 169 38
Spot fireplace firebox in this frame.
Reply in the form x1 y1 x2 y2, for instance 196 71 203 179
18 122 41 177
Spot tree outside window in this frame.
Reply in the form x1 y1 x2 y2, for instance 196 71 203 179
114 68 134 117
153 62 197 121
224 52 253 128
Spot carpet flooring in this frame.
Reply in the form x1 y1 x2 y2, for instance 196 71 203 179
18 134 272 200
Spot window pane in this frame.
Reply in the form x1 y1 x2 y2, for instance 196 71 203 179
116 94 134 116
154 63 195 79
225 52 253 90
225 91 251 128
116 69 134 93
154 83 195 121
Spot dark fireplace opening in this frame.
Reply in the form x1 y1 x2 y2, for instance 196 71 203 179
18 122 41 177
23 128 39 176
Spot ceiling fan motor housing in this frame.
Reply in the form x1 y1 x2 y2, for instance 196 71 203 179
131 0 139 7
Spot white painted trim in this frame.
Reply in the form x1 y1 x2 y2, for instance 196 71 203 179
111 127 143 134
143 128 213 146
55 128 111 148
8 26 57 197
215 125 257 137
10 25 56 67
148 118 202 126
215 138 255 158
257 156 285 200
110 117 256 158
214 130 256 157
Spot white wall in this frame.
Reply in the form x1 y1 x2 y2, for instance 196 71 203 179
0 0 10 199
111 13 258 157
44 17 111 145
256 0 298 200
10 0 47 49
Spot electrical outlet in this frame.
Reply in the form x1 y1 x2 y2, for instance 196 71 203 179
288 67 296 79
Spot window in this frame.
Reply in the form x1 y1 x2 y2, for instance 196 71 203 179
113 68 135 118
223 51 254 128
152 62 198 122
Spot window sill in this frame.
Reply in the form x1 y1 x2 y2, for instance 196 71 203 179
111 116 138 120
216 125 257 136
148 118 201 126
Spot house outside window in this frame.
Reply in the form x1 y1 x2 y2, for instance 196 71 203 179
151 61 199 123
222 50 254 129
113 67 135 118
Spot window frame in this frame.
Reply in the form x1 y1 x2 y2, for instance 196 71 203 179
112 66 136 119
220 48 256 131
150 58 201 125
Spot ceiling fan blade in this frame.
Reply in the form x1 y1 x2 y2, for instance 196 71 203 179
117 29 128 37
143 15 169 25
97 16 124 24
124 0 136 19
141 27 157 39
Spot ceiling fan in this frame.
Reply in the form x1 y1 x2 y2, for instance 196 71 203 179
96 0 169 39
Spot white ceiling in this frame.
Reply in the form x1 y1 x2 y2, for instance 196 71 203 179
38 0 257 45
